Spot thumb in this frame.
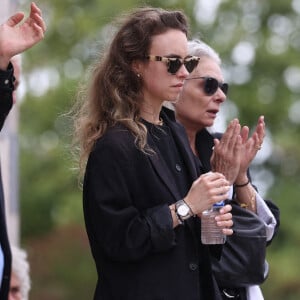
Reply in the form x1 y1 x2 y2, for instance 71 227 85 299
213 138 220 147
6 12 25 27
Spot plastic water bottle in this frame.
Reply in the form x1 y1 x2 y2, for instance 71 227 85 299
201 201 226 244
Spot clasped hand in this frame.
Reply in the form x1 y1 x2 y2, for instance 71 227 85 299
184 172 233 236
210 116 265 185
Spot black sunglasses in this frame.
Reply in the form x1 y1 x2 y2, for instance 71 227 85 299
146 55 200 75
186 76 229 96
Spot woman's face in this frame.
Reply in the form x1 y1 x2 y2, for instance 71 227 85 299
175 56 227 131
9 272 21 300
136 29 191 105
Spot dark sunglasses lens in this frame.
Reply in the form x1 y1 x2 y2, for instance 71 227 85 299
168 59 182 74
204 78 228 96
221 83 229 95
204 78 219 95
184 58 199 73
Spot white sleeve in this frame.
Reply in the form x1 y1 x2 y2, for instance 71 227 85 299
229 186 277 242
255 192 277 241
228 185 234 200
247 285 264 300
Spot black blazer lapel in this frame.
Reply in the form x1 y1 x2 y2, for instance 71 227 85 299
145 106 199 201
162 107 198 181
146 133 181 200
195 129 215 173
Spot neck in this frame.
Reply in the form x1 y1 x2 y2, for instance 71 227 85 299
185 127 198 156
140 101 163 125
176 117 203 157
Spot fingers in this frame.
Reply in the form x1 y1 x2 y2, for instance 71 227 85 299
219 204 232 214
252 118 265 151
30 2 42 16
189 172 230 214
253 132 262 151
222 228 233 236
216 205 233 235
219 119 241 151
32 15 47 37
254 115 265 144
6 12 25 27
29 3 47 34
211 121 242 183
202 172 230 190
240 116 265 154
210 176 231 202
240 125 249 144
201 171 225 180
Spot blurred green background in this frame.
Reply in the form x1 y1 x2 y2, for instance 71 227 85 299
15 0 300 299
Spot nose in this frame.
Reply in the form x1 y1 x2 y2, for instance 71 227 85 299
214 88 226 103
176 64 190 78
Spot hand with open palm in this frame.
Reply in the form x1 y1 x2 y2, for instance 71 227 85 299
0 2 46 70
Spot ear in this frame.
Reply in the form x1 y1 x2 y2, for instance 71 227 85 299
131 60 143 76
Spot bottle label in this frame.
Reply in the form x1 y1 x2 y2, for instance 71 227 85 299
213 201 224 207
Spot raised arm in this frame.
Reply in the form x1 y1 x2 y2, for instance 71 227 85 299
0 2 46 70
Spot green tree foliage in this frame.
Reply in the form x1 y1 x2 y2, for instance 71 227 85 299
18 0 300 299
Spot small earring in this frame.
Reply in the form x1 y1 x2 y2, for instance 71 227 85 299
137 73 141 78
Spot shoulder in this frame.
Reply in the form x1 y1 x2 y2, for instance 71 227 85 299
90 124 137 161
96 124 138 151
161 106 186 136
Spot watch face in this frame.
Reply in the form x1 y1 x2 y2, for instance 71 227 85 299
177 204 189 217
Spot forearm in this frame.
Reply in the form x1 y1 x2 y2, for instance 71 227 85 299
234 180 257 213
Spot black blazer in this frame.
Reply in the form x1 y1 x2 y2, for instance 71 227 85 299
83 107 222 300
0 63 14 299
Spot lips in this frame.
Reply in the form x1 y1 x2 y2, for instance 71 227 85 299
206 109 219 118
173 82 184 88
207 109 219 114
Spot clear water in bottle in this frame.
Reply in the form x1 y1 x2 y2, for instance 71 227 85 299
201 203 226 245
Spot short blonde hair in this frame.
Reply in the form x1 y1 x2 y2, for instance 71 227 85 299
11 245 31 300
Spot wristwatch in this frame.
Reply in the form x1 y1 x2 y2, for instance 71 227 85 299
175 199 194 223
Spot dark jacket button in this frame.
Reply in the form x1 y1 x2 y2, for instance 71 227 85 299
175 164 181 172
189 263 198 271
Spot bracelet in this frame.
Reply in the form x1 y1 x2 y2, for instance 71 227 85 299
234 179 250 188
237 189 256 211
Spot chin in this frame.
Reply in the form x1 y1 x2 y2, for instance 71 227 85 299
205 121 214 128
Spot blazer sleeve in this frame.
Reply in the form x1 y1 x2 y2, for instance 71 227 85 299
83 133 176 262
0 62 14 131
